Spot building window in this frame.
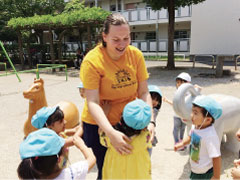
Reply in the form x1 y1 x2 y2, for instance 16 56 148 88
145 32 156 40
174 30 189 39
125 3 136 10
110 4 116 11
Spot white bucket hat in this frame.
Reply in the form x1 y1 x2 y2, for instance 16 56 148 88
176 72 191 82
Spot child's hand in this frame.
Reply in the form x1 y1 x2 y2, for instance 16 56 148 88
234 159 240 167
236 129 240 141
162 97 168 102
174 142 184 151
73 135 85 149
162 97 173 105
101 100 111 116
231 167 240 179
194 84 202 91
74 123 84 137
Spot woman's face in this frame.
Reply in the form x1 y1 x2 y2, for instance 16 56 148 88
102 24 131 60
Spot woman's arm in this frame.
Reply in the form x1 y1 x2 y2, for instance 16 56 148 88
85 89 132 154
137 80 155 141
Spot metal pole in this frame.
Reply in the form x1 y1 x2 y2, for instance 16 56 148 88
0 41 21 82
65 65 68 81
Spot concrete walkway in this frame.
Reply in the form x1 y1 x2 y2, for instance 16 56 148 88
0 60 239 179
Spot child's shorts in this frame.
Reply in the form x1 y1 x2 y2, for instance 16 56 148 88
190 167 213 180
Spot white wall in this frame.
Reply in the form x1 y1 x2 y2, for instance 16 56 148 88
190 0 240 55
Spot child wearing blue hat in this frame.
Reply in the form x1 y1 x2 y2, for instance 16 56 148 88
174 95 222 180
31 106 83 146
77 82 85 98
148 85 162 151
100 99 152 179
17 128 96 179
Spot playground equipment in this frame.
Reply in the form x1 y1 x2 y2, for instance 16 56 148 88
23 78 79 137
173 83 240 153
0 41 68 81
0 41 21 81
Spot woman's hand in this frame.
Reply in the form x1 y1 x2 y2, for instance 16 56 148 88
107 129 132 155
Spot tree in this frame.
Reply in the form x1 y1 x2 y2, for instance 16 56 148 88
144 0 206 69
7 6 110 68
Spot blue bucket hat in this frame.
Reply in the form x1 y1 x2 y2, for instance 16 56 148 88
20 128 65 159
192 95 222 120
123 99 152 130
31 106 58 129
77 82 84 88
148 85 162 97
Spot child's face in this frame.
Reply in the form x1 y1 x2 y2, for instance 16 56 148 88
79 88 85 98
152 99 159 108
49 118 66 134
191 106 211 129
176 79 184 89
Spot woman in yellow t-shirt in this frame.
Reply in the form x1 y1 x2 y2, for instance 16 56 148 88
80 13 154 179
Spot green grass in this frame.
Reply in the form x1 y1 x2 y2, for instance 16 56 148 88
144 55 189 61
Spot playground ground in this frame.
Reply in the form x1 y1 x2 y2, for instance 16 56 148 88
0 60 240 179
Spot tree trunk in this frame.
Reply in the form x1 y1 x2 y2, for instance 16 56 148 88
87 24 92 49
26 40 32 68
48 30 56 72
17 30 25 70
36 30 45 62
167 0 175 69
57 30 67 65
79 29 83 52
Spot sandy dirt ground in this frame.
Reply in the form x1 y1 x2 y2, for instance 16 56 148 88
0 60 239 179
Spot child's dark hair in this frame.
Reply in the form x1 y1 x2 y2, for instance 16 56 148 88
176 78 187 83
193 104 215 124
17 148 63 179
113 117 141 137
44 107 64 127
150 92 162 110
102 13 129 47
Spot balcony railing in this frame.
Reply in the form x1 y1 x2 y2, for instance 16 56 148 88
121 6 191 22
64 38 190 53
131 38 190 52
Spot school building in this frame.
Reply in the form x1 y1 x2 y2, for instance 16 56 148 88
75 0 240 58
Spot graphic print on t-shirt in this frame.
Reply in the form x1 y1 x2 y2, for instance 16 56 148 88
111 69 137 89
190 132 201 163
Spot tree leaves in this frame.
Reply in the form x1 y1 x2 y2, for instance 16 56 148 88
8 6 110 29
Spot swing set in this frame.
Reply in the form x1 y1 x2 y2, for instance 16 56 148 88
0 41 68 82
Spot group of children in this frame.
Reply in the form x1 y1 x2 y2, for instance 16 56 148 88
18 72 238 180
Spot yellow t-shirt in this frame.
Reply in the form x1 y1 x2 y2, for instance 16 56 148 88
100 129 152 179
80 44 149 125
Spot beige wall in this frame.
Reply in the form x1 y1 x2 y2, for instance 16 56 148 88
190 0 240 55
